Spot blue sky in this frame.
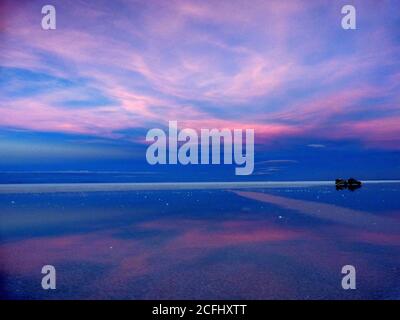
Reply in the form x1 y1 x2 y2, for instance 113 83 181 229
0 0 399 180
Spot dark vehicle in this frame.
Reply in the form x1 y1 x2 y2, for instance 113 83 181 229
335 178 362 191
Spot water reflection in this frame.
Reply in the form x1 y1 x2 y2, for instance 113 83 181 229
233 190 400 232
0 185 399 299
336 184 362 191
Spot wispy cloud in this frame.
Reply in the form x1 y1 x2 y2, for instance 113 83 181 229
256 160 299 164
307 144 326 148
0 0 399 150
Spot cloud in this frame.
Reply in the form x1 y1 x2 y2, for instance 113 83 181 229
256 160 299 164
307 144 326 148
0 0 399 150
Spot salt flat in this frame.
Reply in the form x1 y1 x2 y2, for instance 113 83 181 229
0 180 399 194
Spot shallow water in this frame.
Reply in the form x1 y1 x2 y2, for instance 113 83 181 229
0 183 399 299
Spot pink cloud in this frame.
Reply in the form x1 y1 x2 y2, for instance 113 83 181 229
338 117 400 149
0 0 399 149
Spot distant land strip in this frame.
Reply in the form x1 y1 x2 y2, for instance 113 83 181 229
0 180 399 194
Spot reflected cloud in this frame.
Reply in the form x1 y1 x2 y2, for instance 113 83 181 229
233 191 400 232
1 186 400 299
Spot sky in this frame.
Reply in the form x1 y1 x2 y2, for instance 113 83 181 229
0 0 399 180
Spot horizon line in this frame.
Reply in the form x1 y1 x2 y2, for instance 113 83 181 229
0 180 399 194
